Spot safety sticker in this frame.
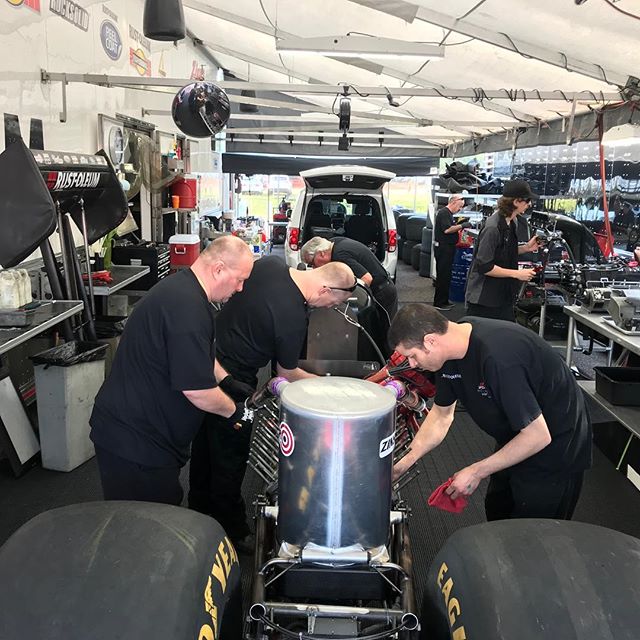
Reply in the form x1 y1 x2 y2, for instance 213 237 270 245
379 434 395 459
279 422 295 457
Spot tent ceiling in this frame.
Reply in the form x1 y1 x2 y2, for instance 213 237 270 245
177 0 639 156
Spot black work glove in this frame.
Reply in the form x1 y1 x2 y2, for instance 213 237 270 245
219 375 255 402
229 400 255 431
460 221 472 229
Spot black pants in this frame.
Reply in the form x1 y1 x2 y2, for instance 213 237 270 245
466 301 515 322
373 279 398 326
434 244 456 307
95 445 183 505
188 413 253 540
484 469 584 520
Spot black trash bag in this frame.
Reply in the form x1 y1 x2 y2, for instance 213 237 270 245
30 341 108 368
94 315 127 338
0 139 57 268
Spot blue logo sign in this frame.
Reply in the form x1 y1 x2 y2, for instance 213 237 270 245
100 20 122 61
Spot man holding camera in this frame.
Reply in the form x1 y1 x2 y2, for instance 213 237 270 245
433 195 471 311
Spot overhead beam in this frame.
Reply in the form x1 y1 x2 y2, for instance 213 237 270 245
40 71 430 125
335 58 540 123
142 107 444 129
228 137 440 149
347 0 629 87
215 82 621 102
140 107 506 130
226 127 464 139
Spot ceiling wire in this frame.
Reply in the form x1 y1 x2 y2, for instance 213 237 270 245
399 0 488 95
602 0 640 22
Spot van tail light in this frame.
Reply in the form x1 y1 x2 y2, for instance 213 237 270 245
387 229 397 252
288 227 301 251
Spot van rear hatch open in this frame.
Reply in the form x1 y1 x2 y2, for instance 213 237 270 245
301 165 395 191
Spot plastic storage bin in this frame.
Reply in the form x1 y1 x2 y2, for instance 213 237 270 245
31 341 108 472
594 367 640 406
169 234 200 269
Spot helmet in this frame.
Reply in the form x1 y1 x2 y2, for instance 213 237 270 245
171 82 231 138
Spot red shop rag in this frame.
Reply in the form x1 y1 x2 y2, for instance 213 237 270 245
427 478 469 514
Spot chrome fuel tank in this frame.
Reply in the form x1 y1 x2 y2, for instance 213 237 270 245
277 376 396 550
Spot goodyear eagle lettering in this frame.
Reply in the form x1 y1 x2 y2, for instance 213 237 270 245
437 562 466 640
199 536 239 640
53 172 100 190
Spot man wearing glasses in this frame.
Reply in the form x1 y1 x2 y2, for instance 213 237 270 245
300 236 398 349
389 303 592 521
465 180 541 322
188 255 356 552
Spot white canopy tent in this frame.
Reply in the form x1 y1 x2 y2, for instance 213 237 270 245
174 0 640 153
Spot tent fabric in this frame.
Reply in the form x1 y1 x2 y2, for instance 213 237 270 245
181 0 640 155
222 152 438 175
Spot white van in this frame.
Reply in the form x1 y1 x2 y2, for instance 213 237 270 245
284 165 398 279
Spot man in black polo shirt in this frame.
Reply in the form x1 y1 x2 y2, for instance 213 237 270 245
301 235 398 330
90 236 254 506
389 303 592 520
433 195 470 310
188 256 356 550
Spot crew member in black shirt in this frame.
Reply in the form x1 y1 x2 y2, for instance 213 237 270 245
89 236 254 505
301 235 398 334
188 256 357 550
465 180 539 321
433 195 470 310
389 303 592 520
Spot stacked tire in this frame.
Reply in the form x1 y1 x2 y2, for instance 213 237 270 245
419 224 433 277
395 213 415 263
402 214 428 268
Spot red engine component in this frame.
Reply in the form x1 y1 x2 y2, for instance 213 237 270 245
367 350 436 399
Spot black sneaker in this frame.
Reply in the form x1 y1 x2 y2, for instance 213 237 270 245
231 533 255 555
434 303 454 311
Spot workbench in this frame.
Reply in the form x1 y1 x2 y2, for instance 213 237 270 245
0 301 84 357
564 304 640 470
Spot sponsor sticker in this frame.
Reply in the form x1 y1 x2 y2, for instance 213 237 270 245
49 0 90 31
100 19 122 60
6 0 40 11
279 422 295 457
379 433 395 459
48 171 101 190
129 24 150 51
130 47 151 76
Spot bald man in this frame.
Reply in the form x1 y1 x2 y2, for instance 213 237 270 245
90 236 254 506
189 255 356 550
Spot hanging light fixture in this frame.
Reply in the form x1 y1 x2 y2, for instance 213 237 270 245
143 0 186 42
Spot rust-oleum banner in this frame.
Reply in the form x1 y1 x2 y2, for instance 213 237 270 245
31 147 128 244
